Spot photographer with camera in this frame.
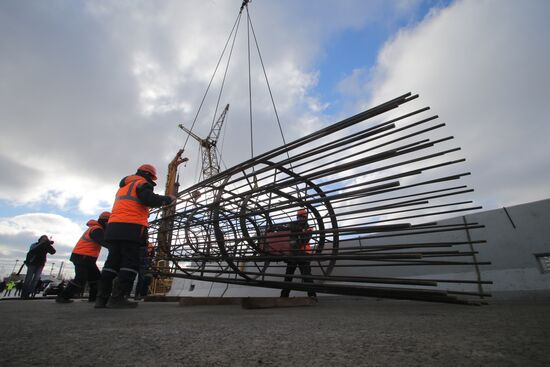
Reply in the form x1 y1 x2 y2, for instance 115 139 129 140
21 235 56 299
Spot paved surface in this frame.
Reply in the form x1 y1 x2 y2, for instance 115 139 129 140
0 297 549 366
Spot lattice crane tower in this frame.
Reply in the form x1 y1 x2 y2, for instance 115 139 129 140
178 104 229 179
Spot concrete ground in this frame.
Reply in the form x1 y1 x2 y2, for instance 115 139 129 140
0 297 549 367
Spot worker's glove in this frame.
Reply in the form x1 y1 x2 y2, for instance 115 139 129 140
165 195 177 205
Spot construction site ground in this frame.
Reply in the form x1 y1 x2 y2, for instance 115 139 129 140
0 296 549 366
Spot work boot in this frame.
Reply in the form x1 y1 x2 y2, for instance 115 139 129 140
94 297 109 309
94 273 115 308
107 295 138 308
56 281 81 304
106 279 138 309
55 295 74 304
88 281 98 302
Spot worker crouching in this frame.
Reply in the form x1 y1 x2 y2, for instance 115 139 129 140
95 164 174 309
56 211 110 303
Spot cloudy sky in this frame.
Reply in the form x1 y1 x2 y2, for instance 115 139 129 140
1 0 549 277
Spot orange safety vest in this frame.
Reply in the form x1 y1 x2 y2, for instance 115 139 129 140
72 220 103 258
299 227 313 254
109 175 149 227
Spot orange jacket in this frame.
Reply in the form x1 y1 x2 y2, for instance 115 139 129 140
72 220 103 258
299 227 313 254
109 175 149 227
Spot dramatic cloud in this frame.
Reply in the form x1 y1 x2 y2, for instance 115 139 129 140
340 0 550 209
0 0 433 216
0 0 435 276
0 154 41 195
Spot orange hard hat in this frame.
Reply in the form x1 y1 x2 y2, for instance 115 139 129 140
138 164 157 180
98 211 111 221
297 208 308 218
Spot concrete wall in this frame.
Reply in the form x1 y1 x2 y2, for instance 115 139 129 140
168 198 550 299
470 199 550 295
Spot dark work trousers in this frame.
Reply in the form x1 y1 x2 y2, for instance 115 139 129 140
280 261 317 297
15 283 22 296
4 287 14 296
60 254 100 301
98 240 140 299
135 270 152 298
135 248 152 298
21 265 44 299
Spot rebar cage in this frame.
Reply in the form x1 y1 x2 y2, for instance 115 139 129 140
148 92 491 305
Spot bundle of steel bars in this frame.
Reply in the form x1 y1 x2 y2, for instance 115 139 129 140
148 92 492 304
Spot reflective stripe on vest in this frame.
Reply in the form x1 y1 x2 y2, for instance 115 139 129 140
109 175 149 226
72 225 102 258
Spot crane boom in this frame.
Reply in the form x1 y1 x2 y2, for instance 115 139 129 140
178 124 205 146
179 104 230 179
207 104 230 143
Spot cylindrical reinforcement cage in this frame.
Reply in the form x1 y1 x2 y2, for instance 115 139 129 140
148 92 492 305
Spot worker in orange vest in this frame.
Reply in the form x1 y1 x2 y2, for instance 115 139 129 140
280 208 317 298
95 164 175 309
56 211 111 303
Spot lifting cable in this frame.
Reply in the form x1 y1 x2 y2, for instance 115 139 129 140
247 7 254 161
244 3 303 205
246 6 289 159
183 10 243 151
184 0 303 205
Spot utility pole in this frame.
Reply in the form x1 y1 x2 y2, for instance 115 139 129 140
57 261 64 280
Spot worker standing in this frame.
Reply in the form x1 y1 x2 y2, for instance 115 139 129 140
4 279 16 297
55 211 111 304
14 280 23 297
21 235 56 299
95 164 175 309
280 208 317 298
